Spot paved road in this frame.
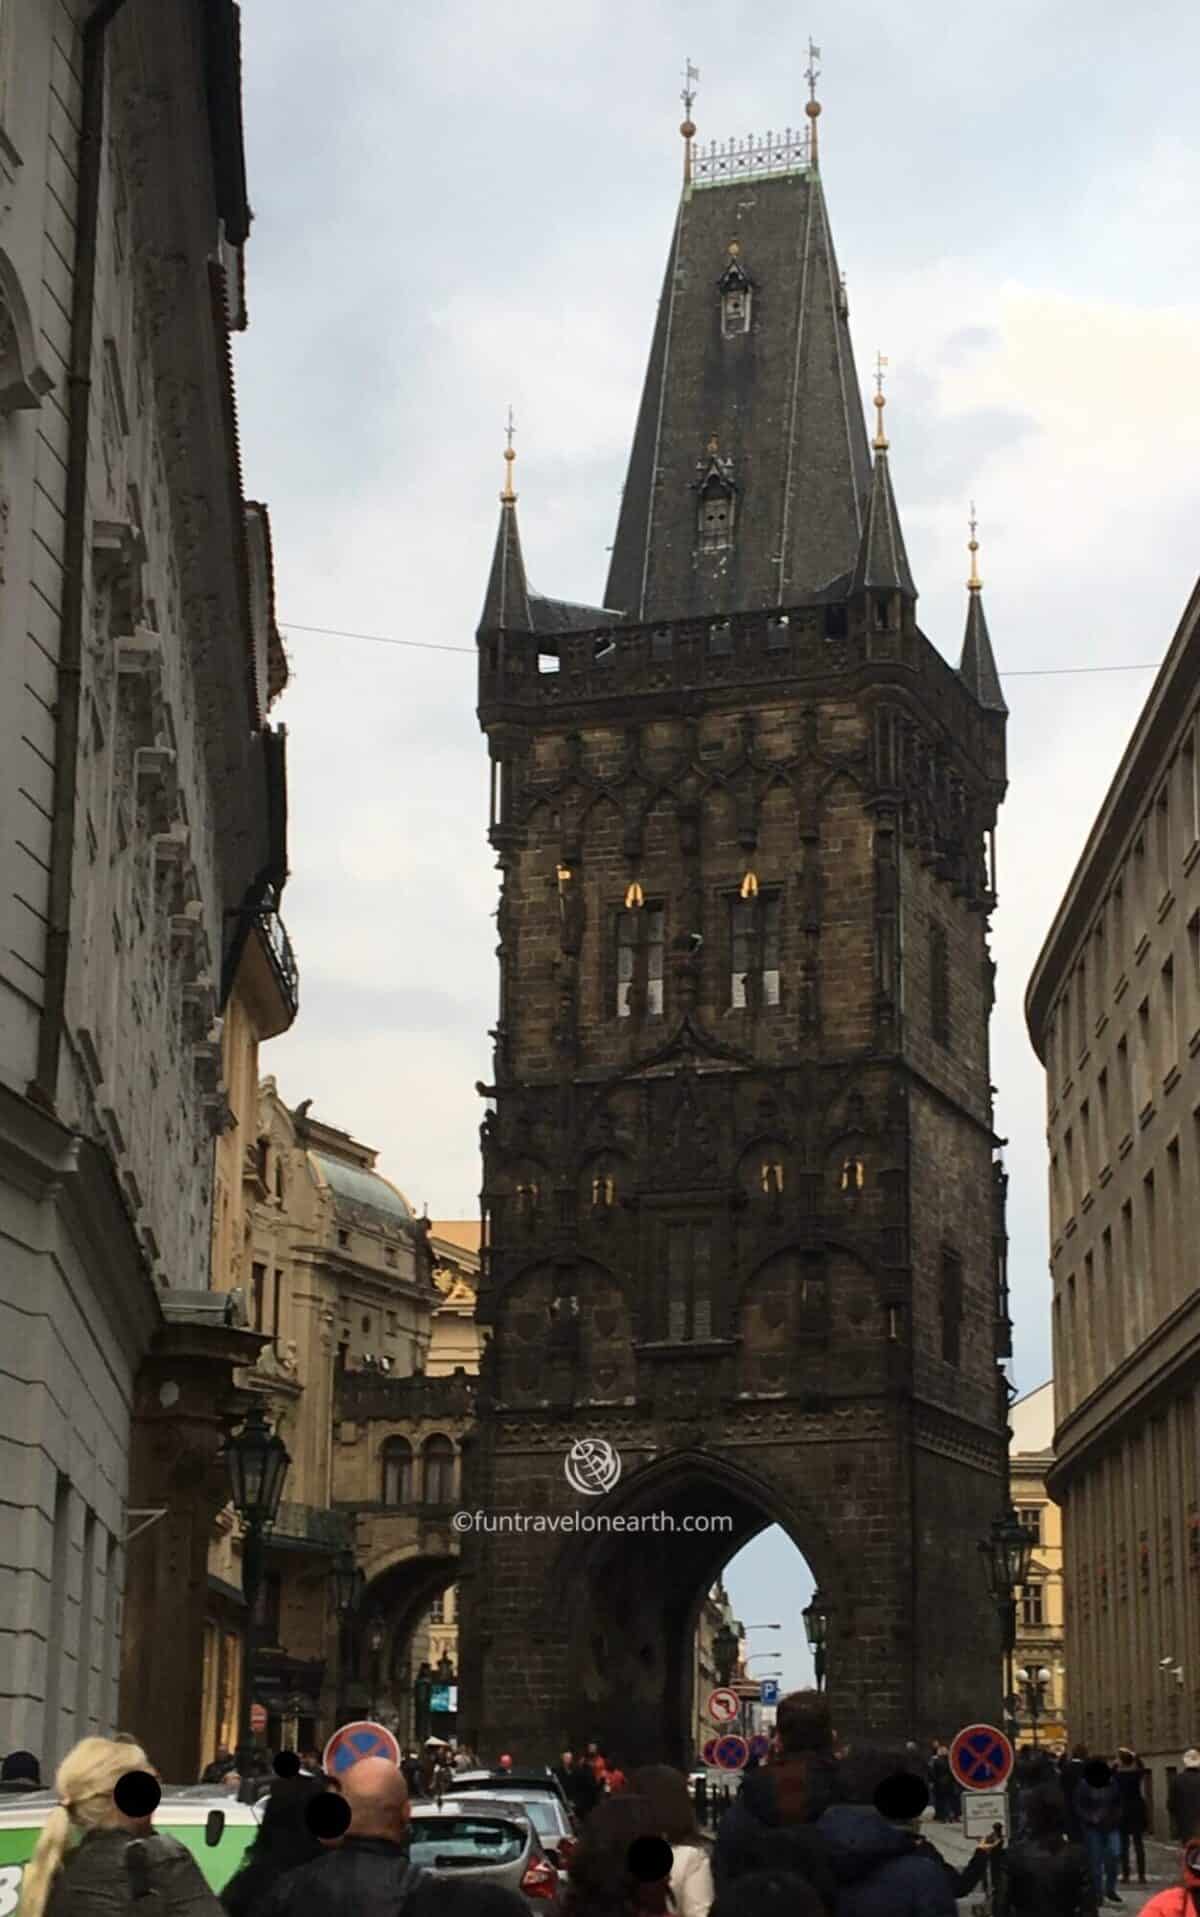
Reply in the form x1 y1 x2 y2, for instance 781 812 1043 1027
927 1811 1181 1909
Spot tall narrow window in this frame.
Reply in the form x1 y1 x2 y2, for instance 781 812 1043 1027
665 1222 712 1341
381 1438 413 1505
76 1507 96 1735
429 1592 444 1624
1116 1035 1132 1142
251 1261 267 1331
940 1247 963 1366
422 1435 455 1505
930 923 950 1046
1162 957 1176 1073
43 1475 71 1760
1143 1170 1157 1318
1184 730 1200 848
1097 1069 1110 1169
1075 957 1088 1058
731 892 781 1008
1156 784 1171 894
1137 998 1152 1113
1020 1583 1045 1628
616 902 665 1019
719 257 753 336
1101 1225 1114 1375
698 477 735 551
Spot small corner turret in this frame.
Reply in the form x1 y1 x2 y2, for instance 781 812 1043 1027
957 504 1007 714
847 356 917 641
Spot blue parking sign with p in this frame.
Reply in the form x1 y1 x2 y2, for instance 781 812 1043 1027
759 1679 779 1705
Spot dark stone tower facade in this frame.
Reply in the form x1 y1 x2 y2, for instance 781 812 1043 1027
460 117 1011 1767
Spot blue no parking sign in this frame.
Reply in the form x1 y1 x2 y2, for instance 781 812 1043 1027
949 1723 1014 1792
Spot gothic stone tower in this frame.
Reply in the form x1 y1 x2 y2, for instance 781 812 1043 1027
460 111 1011 1767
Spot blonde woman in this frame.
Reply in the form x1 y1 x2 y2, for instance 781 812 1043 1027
19 1735 222 1917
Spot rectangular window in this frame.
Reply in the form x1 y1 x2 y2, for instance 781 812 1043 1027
1137 998 1152 1112
1097 1069 1110 1168
665 1221 713 1342
1016 1506 1043 1544
731 892 781 1009
1092 919 1107 1021
1144 1170 1157 1316
616 903 665 1019
1082 1249 1095 1391
430 1593 444 1623
1166 1138 1181 1309
1156 783 1171 894
1133 834 1148 940
1079 1103 1092 1196
1101 1226 1114 1374
1020 1584 1045 1628
1076 957 1088 1057
251 1261 267 1332
1189 911 1200 1038
929 923 950 1046
1059 987 1071 1082
1184 731 1200 848
1162 957 1176 1073
1117 1034 1132 1141
940 1246 963 1366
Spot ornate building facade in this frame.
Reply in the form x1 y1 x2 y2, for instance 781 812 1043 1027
1009 1382 1067 1748
1027 576 1200 1823
0 0 289 1775
203 1091 478 1766
462 91 1012 1767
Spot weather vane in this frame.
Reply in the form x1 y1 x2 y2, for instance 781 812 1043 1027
501 404 516 501
968 500 982 591
804 38 822 164
680 58 699 184
873 353 889 450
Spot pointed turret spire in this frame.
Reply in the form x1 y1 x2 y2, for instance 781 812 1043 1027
958 504 1007 712
478 408 533 634
849 358 916 600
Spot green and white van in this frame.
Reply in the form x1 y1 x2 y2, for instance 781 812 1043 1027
0 1787 262 1907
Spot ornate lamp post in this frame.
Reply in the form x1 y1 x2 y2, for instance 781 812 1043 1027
436 1651 455 1685
802 1590 828 1692
367 1611 385 1721
980 1508 1034 1739
1019 1665 1051 1749
331 1551 364 1730
712 1622 740 1689
413 1659 434 1743
223 1405 290 1779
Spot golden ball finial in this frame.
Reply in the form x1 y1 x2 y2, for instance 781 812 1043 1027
680 118 696 139
728 239 740 258
805 98 822 119
504 446 515 464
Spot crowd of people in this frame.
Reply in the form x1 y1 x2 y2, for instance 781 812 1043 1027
5 1708 1200 1917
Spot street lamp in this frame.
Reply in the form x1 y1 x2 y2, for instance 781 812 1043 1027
802 1591 829 1692
436 1651 455 1685
712 1622 740 1688
330 1551 364 1729
1018 1665 1052 1749
223 1405 290 1779
367 1611 385 1721
413 1660 434 1743
979 1509 1034 1737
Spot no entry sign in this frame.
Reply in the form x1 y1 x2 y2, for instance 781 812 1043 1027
707 1687 740 1725
713 1734 749 1771
949 1723 1014 1792
322 1719 401 1776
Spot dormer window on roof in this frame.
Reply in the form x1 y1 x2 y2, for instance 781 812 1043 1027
718 252 753 338
696 437 736 553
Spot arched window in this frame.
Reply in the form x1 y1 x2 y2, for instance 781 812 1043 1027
381 1437 413 1506
840 1157 865 1194
422 1435 455 1505
760 1160 784 1196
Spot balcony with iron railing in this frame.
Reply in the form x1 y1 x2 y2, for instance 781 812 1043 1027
258 900 299 1023
266 1501 354 1554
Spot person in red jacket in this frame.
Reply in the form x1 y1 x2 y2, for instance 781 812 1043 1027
1138 1838 1200 1917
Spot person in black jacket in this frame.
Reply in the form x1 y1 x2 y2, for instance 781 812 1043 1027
219 1774 329 1917
996 1783 1098 1917
254 1758 430 1917
1060 1747 1089 1844
712 1688 839 1905
1169 1752 1200 1843
1113 1749 1148 1887
1074 1761 1122 1907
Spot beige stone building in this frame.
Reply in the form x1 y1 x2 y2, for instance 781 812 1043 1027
1026 575 1200 1823
0 0 289 1778
203 1106 479 1765
1009 1382 1067 1748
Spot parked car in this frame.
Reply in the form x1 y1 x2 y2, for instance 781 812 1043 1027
436 1774 578 1870
408 1796 561 1910
0 1786 261 1901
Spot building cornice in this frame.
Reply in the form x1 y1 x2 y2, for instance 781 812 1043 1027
1025 575 1200 1056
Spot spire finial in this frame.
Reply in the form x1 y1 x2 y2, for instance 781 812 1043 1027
967 500 982 591
680 58 699 184
501 405 517 503
872 352 889 451
804 38 822 166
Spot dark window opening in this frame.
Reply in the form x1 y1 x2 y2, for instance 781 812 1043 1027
699 483 735 554
940 1246 963 1366
616 902 665 1018
665 1221 712 1341
422 1435 455 1504
824 604 848 641
251 1261 267 1332
707 619 733 654
651 629 673 662
767 615 789 652
930 923 950 1047
731 891 781 1008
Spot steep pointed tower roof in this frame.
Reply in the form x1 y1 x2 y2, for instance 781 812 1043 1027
478 428 533 634
849 372 916 599
958 508 1007 712
604 90 871 622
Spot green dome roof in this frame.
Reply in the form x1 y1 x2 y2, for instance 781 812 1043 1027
310 1152 413 1225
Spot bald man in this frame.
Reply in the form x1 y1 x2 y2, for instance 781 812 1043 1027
258 1758 527 1917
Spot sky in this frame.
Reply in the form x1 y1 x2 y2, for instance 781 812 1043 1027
233 0 1200 1699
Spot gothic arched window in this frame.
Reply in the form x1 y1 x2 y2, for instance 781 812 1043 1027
422 1434 455 1504
699 478 735 552
381 1437 413 1505
718 256 753 338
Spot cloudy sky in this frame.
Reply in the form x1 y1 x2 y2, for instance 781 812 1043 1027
233 0 1200 1696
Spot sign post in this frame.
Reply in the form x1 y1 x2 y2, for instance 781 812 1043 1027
707 1687 740 1726
322 1719 402 1777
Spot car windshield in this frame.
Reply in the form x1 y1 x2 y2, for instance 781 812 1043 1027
408 1817 525 1868
514 1799 561 1836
